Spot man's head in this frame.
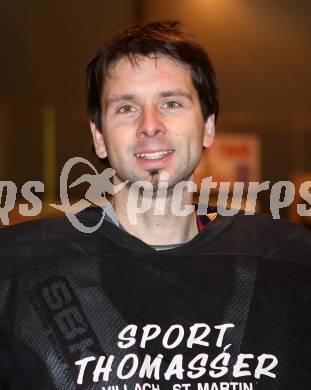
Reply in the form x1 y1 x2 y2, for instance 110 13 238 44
87 21 218 188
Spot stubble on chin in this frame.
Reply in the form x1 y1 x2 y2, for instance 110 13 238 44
119 167 177 195
148 169 160 188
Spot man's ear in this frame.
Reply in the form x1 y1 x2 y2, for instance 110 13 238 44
203 114 215 149
89 121 107 159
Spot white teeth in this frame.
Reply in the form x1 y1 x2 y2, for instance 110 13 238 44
135 151 172 159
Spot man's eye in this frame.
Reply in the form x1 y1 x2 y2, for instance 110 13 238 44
117 105 136 113
164 101 181 109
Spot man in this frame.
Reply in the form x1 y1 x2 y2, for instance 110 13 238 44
0 21 310 390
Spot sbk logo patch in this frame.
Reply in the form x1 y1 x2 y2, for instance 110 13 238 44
32 276 104 389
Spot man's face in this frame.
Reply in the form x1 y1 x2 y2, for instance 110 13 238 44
91 55 215 189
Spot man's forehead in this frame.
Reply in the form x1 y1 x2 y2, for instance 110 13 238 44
102 54 194 101
105 54 192 82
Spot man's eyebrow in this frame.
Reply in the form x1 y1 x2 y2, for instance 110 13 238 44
105 94 136 108
159 90 193 100
105 90 192 108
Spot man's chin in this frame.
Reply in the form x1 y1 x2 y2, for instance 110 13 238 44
118 167 193 193
125 171 172 192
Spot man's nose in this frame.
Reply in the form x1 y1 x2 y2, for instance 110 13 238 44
136 105 166 138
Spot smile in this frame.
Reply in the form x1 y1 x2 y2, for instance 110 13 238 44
135 150 174 160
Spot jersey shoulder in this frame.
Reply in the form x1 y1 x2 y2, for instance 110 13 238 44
0 207 123 278
0 213 77 245
219 211 311 265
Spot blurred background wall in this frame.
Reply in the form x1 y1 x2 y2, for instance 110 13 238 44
0 0 138 188
0 0 310 224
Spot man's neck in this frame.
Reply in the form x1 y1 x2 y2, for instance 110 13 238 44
112 189 198 246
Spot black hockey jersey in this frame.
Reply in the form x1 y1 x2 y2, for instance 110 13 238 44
0 208 311 390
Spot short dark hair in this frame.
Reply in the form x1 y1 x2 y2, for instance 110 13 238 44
86 20 219 130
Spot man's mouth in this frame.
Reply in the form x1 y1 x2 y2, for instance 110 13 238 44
134 150 174 160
